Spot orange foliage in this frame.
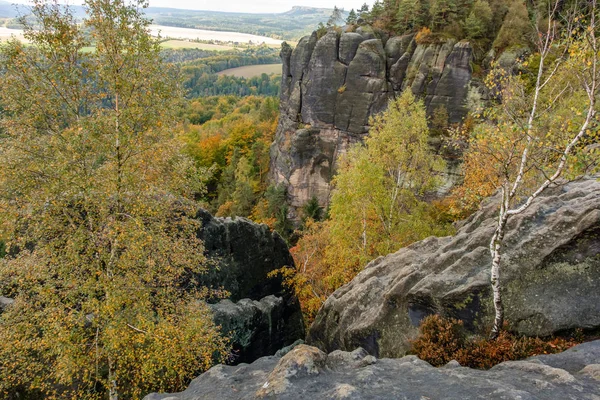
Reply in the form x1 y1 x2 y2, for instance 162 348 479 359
411 315 582 369
415 27 434 44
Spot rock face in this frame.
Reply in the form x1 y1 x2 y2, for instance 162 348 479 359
197 210 305 363
144 340 600 400
197 209 295 301
271 30 475 214
210 296 302 364
308 177 600 357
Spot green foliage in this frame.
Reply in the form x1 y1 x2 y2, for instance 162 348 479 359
182 96 282 227
429 0 458 29
316 22 328 39
411 315 582 369
286 91 454 324
0 0 229 398
464 0 493 39
329 90 450 263
301 196 323 224
346 9 358 25
173 46 281 98
396 0 429 32
492 0 532 50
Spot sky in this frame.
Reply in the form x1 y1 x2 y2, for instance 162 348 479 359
149 0 369 13
10 0 372 14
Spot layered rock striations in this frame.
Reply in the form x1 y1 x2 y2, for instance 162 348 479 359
307 177 600 357
271 30 476 213
145 340 600 399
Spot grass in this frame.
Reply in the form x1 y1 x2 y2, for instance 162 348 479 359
216 63 282 78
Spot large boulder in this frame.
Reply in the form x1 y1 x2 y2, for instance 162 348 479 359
144 340 600 400
308 178 600 357
196 209 295 302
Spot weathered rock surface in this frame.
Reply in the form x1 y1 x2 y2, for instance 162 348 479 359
308 177 600 357
0 296 13 313
271 29 475 214
196 209 305 363
197 209 295 302
144 340 600 399
210 295 303 364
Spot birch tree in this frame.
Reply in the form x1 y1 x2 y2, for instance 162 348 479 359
467 0 600 338
0 0 228 398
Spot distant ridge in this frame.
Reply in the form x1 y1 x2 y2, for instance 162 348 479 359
0 4 336 40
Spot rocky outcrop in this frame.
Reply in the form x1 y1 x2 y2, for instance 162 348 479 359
196 210 305 362
144 340 600 399
210 296 303 364
197 209 295 302
307 177 600 357
271 29 475 214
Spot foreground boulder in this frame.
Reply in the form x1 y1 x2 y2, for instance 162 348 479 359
197 210 305 362
144 341 600 399
308 178 600 357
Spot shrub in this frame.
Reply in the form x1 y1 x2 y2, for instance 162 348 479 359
411 315 582 369
415 27 434 44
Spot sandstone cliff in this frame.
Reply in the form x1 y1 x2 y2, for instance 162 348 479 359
271 29 478 214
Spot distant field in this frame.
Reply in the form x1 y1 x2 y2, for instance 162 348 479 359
217 63 282 78
150 25 283 45
160 40 234 51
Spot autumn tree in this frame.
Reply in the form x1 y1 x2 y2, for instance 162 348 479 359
282 91 454 323
464 0 599 338
0 0 229 398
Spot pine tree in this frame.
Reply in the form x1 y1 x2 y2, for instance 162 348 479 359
347 8 358 24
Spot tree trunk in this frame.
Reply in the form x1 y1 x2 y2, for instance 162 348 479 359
109 358 118 400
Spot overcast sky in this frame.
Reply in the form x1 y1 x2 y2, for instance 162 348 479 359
149 0 370 13
11 0 372 14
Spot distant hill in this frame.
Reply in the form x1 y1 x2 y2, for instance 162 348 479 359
144 6 345 41
0 1 22 18
0 4 342 41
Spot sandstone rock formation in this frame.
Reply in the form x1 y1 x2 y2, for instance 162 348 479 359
197 209 296 302
271 29 476 214
307 177 600 357
197 209 305 363
210 296 302 364
144 340 600 399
